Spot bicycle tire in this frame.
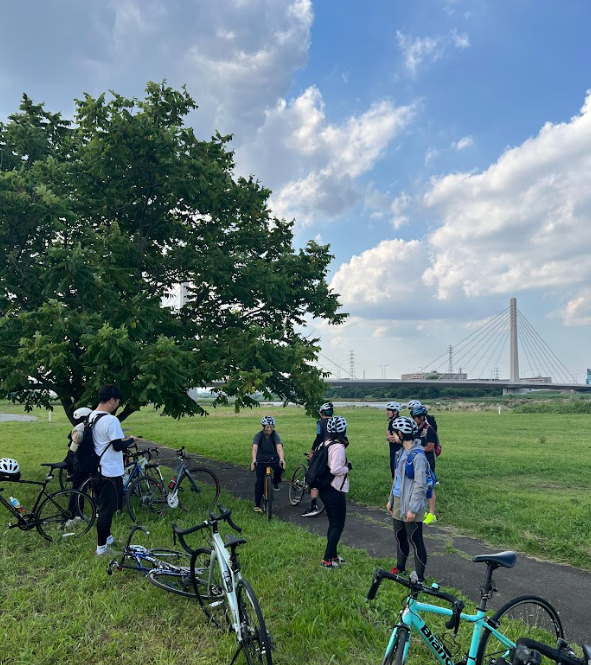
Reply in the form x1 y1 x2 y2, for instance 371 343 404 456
176 467 221 517
265 473 273 521
289 465 306 505
126 475 167 523
58 466 73 491
476 595 564 665
147 566 196 598
191 548 229 630
383 626 409 665
236 578 273 665
36 489 96 542
79 476 101 504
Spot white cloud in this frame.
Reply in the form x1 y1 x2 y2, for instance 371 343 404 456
396 29 470 77
557 288 591 326
425 147 440 165
241 88 415 225
373 326 388 338
423 91 591 308
451 135 473 151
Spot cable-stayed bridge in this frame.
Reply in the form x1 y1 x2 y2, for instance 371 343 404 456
320 298 591 393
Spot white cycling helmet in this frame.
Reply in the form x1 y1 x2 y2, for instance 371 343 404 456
261 416 275 427
407 400 422 410
73 407 92 420
0 458 20 475
386 402 402 412
319 402 334 415
327 415 347 434
392 417 418 436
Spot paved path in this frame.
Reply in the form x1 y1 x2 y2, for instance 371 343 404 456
149 443 591 643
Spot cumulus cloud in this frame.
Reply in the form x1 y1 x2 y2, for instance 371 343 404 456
240 87 415 225
396 29 470 77
557 288 591 326
423 91 591 307
451 135 473 151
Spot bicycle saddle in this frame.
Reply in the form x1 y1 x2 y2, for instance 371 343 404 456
40 462 68 470
472 551 517 568
224 535 247 549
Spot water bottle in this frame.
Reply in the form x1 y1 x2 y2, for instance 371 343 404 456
168 475 177 490
9 497 25 514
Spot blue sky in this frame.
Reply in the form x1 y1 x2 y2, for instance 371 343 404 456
1 0 590 382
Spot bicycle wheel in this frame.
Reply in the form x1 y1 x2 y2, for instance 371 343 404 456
176 467 221 518
147 566 196 598
264 473 273 521
36 489 96 542
382 626 409 665
236 578 273 665
192 549 229 630
476 595 563 665
126 476 167 523
289 465 306 505
79 476 101 504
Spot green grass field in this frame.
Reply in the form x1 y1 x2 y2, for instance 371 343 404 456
0 402 588 664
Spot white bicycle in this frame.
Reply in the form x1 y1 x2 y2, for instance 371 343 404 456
175 506 273 665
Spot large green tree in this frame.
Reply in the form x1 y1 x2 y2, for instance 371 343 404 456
0 83 345 422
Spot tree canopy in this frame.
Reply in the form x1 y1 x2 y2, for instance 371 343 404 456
0 82 345 422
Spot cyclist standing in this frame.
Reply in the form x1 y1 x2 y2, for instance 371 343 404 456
319 416 351 569
251 416 285 513
385 401 403 478
386 416 428 582
410 405 438 524
302 402 334 517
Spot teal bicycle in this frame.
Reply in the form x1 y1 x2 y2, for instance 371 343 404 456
366 551 563 665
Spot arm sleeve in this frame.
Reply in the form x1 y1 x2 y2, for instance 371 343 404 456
328 444 349 476
408 454 428 515
112 438 135 452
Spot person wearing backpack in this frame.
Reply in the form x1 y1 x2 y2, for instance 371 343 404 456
302 402 334 517
386 416 429 583
410 405 438 524
407 399 438 432
64 406 93 517
385 401 403 478
315 415 352 569
251 416 285 513
90 384 140 556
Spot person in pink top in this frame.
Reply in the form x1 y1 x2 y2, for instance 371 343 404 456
319 416 352 569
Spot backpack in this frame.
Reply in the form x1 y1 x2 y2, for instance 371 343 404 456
404 448 437 499
73 412 109 475
305 441 340 489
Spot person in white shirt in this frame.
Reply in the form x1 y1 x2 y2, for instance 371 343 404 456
91 384 139 556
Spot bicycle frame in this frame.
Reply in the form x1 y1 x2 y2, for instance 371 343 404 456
206 529 245 637
0 477 59 529
388 595 516 665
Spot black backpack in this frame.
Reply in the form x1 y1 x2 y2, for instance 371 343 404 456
305 442 339 489
73 412 108 474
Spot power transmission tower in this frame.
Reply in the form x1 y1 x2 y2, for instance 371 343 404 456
349 350 356 379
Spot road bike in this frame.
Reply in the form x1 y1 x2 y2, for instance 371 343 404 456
288 453 325 515
107 524 196 598
366 551 563 665
179 506 273 664
0 461 96 542
125 447 220 524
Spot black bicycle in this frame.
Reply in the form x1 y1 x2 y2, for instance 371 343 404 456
497 638 591 665
0 461 96 542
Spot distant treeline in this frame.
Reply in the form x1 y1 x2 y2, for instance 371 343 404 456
323 385 504 400
514 401 591 414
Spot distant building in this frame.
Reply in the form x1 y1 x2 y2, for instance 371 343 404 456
586 369 591 386
400 371 468 380
520 376 552 384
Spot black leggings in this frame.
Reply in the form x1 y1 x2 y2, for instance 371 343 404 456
393 519 427 580
96 476 123 546
319 485 347 561
254 462 284 508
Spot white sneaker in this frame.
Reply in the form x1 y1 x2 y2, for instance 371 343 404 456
106 535 115 546
95 544 115 556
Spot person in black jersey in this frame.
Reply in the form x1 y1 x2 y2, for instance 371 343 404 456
385 401 403 478
302 402 334 517
408 399 438 432
251 416 285 513
410 405 438 524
